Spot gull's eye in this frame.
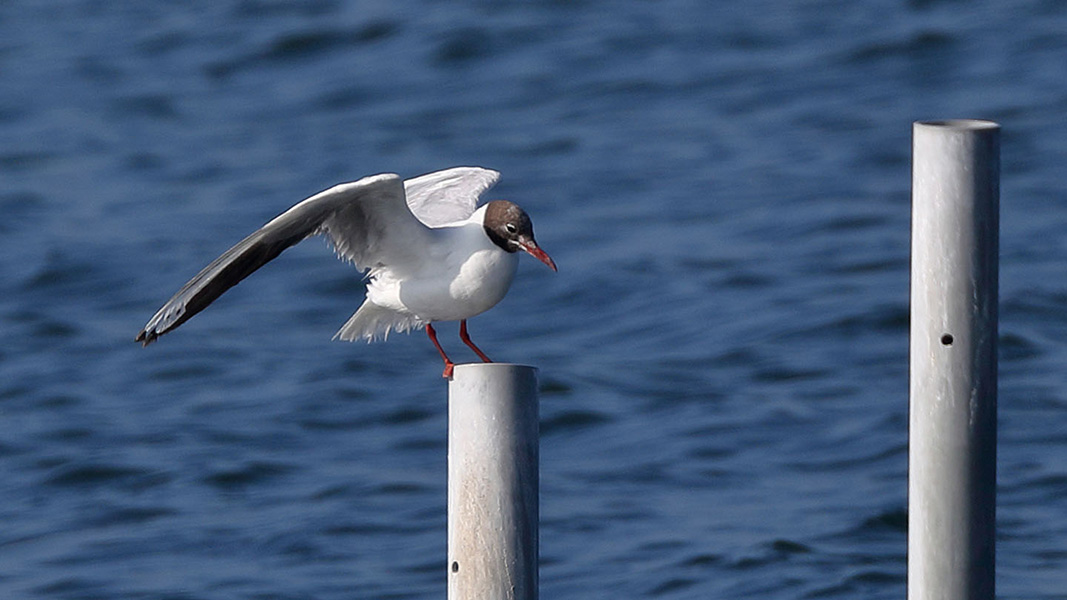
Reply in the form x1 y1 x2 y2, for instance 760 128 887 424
505 222 518 234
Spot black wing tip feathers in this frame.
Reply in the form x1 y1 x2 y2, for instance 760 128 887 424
135 328 158 347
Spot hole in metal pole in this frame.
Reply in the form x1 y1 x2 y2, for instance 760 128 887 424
451 561 459 573
941 334 953 346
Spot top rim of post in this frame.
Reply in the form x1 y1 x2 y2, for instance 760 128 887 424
915 119 1000 131
450 363 539 374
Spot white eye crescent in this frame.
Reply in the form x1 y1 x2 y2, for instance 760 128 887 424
505 223 517 234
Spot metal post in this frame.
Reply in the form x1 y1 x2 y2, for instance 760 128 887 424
448 363 539 600
909 120 999 600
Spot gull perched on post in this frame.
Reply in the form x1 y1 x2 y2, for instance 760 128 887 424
135 167 557 377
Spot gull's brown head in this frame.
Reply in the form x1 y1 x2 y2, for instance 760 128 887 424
482 200 557 272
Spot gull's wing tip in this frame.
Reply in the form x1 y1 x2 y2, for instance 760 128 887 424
135 328 157 347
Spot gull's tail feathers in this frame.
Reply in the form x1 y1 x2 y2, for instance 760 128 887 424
334 302 426 342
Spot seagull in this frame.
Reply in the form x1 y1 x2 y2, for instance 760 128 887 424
135 167 556 377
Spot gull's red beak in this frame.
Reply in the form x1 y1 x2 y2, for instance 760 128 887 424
519 238 558 272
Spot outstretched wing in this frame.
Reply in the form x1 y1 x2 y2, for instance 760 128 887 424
403 166 500 227
136 173 429 345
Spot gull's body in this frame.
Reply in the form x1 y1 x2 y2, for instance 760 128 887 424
337 201 520 340
136 167 556 376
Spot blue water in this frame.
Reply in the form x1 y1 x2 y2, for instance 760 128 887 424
3 1 1067 598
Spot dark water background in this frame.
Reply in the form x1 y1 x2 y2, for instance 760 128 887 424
3 1 1067 598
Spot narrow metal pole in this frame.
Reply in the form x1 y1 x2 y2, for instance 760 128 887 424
448 363 539 600
909 120 999 600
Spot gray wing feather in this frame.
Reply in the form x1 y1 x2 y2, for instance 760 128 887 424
403 167 500 227
136 173 421 345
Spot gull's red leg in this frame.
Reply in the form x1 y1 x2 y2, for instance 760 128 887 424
426 323 454 378
459 320 493 363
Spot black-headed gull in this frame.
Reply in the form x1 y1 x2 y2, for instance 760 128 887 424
135 167 556 377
